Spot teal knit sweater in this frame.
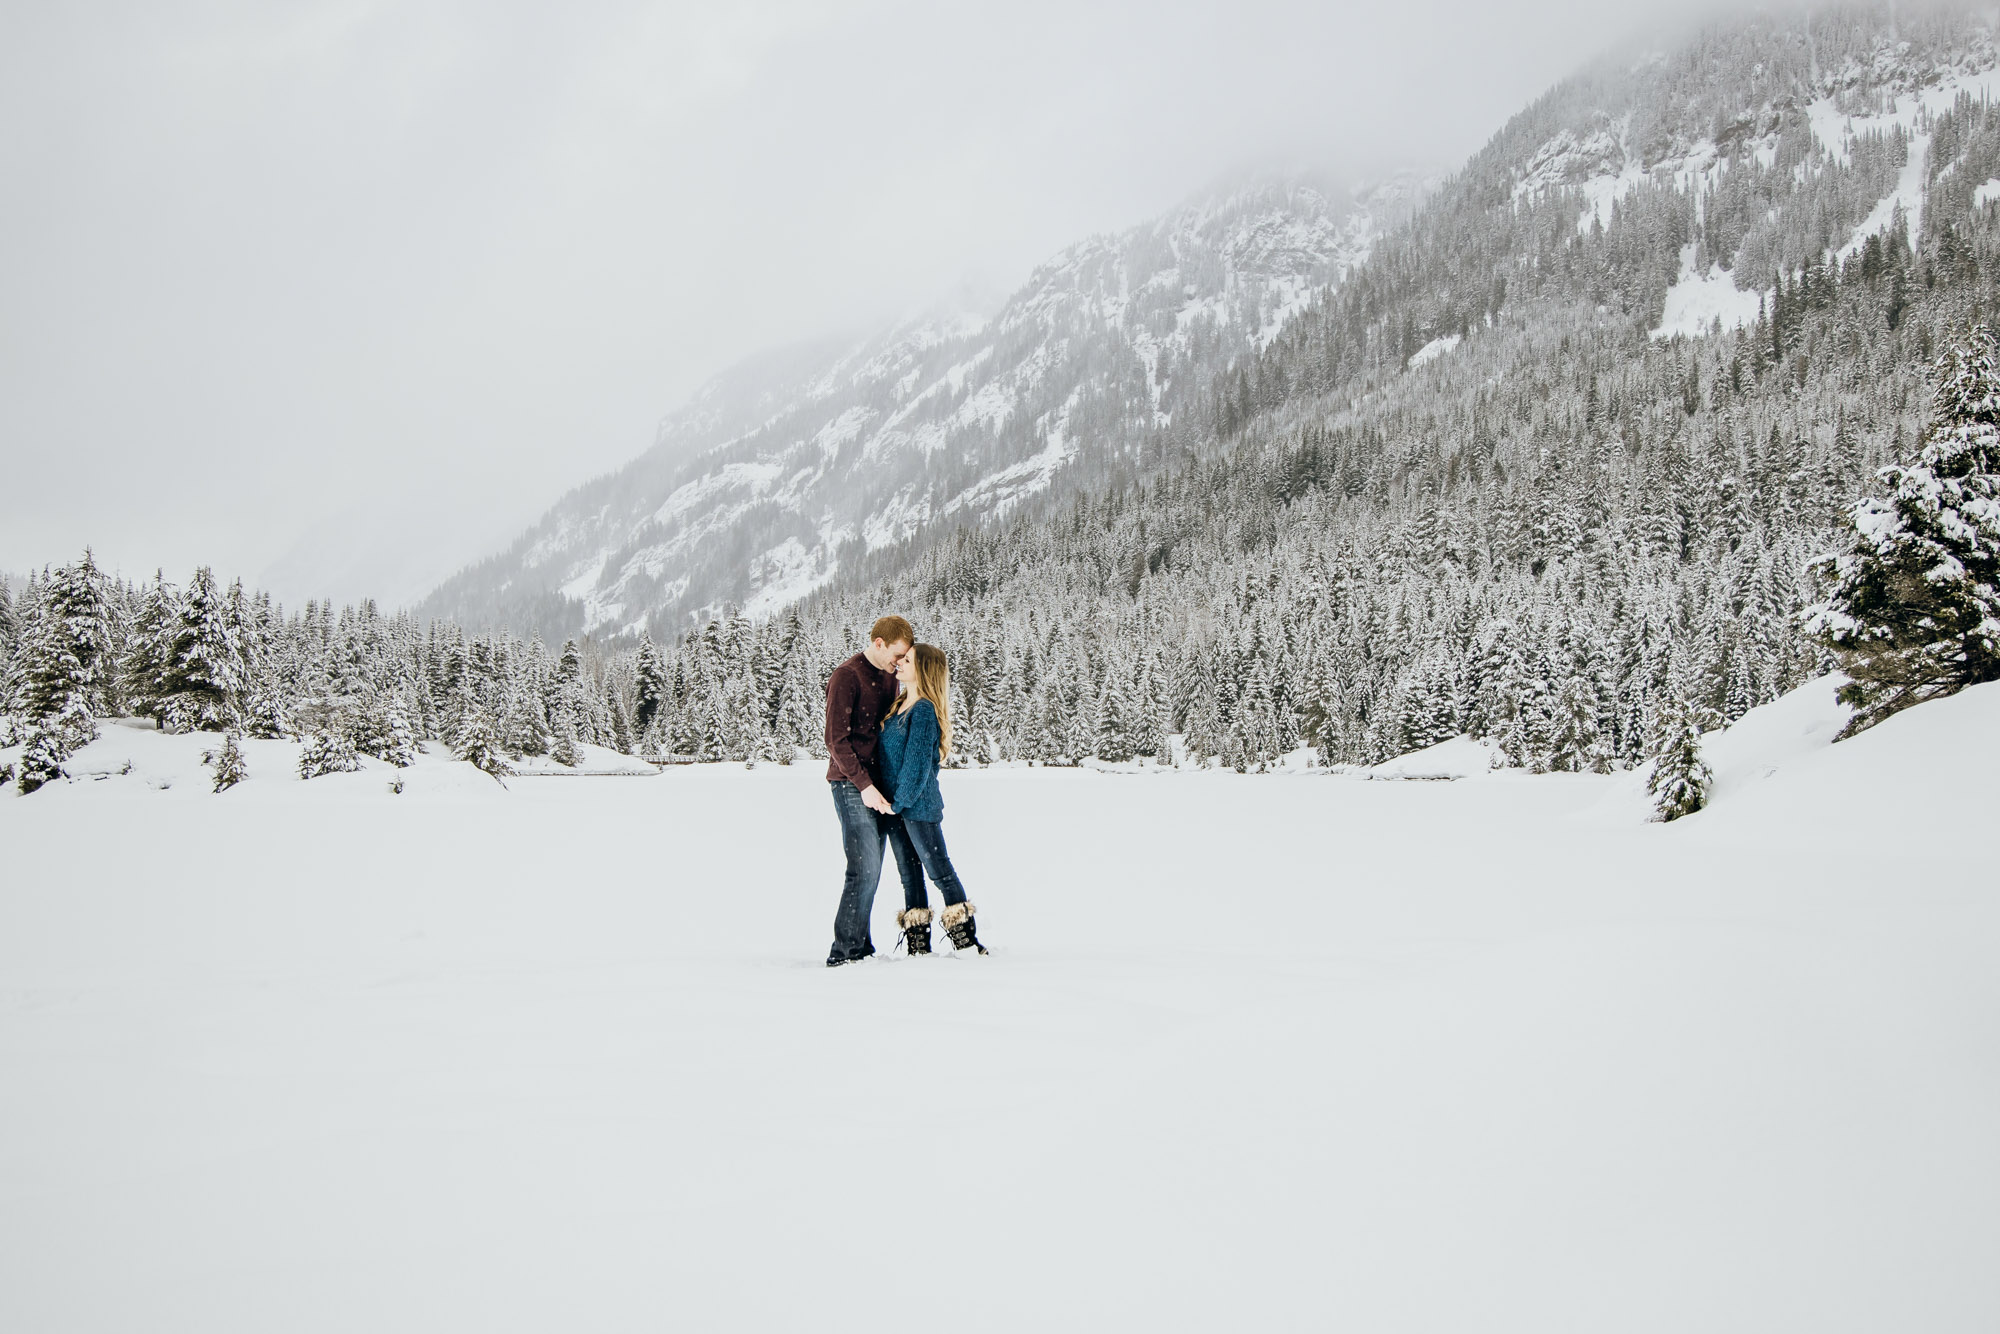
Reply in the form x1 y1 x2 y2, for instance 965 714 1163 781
878 698 944 822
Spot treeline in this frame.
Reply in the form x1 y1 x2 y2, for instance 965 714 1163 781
0 565 669 791
11 7 2000 797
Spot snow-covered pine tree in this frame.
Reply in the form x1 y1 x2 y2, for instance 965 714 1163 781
0 579 17 692
606 686 634 755
205 733 247 793
375 696 419 767
499 688 548 758
159 566 245 733
297 728 361 780
16 725 70 794
638 715 668 765
19 550 113 729
772 653 820 753
452 700 508 776
1482 621 1531 767
631 631 667 735
1806 325 2000 734
242 689 291 739
1095 672 1136 762
1181 693 1222 767
549 706 581 767
1395 647 1459 753
122 571 176 722
1544 675 1608 773
1645 693 1713 821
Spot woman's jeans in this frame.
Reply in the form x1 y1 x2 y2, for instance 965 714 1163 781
888 817 969 913
828 781 887 963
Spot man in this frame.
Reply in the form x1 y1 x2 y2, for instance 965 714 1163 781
824 615 914 966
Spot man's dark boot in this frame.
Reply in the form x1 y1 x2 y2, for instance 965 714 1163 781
897 907 933 955
940 902 987 954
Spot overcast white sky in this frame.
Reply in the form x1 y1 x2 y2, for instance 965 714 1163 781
1 0 1679 607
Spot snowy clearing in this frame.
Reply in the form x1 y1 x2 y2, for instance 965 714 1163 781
1652 244 1763 340
3 678 1998 1332
1809 66 2000 261
1406 333 1461 369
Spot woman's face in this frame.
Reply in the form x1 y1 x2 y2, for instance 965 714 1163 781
896 654 917 686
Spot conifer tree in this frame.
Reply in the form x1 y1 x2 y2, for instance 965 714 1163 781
452 700 508 776
20 550 113 727
16 726 70 795
243 690 292 740
1544 676 1608 773
375 697 419 767
773 654 820 752
549 707 581 767
297 728 361 779
606 687 634 754
1095 674 1136 763
500 689 548 758
122 571 176 721
1646 694 1713 821
159 566 245 732
1806 325 2000 734
205 733 248 793
638 716 668 765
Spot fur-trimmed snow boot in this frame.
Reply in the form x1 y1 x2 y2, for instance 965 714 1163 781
897 907 933 955
940 902 987 954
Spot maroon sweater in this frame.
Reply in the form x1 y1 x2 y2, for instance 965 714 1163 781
824 652 897 789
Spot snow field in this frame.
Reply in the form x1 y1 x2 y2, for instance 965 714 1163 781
1406 332 1461 369
3 681 1998 1331
1652 244 1765 341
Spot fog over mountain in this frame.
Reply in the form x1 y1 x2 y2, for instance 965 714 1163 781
0 0 1679 606
421 171 1435 635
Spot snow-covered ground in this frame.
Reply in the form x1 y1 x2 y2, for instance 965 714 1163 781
1406 332 1461 369
4 678 1998 1331
1653 243 1765 340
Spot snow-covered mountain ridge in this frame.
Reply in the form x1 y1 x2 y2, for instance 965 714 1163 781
418 173 1431 638
421 6 2000 659
1501 20 2000 339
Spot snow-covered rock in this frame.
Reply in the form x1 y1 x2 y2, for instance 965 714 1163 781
1367 734 1495 779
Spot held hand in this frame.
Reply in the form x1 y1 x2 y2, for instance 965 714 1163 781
861 785 893 815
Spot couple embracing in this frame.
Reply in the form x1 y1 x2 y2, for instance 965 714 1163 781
823 615 986 967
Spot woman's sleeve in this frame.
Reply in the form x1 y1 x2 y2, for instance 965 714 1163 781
891 704 939 813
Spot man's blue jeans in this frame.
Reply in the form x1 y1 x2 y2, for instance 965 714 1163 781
889 816 970 913
828 781 886 963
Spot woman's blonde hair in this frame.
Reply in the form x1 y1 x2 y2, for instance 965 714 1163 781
888 642 952 761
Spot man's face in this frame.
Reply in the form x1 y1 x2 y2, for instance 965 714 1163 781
870 638 912 672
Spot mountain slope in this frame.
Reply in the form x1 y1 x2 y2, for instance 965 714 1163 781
565 2 2000 775
418 173 1430 638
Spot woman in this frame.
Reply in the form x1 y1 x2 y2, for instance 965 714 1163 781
879 643 986 956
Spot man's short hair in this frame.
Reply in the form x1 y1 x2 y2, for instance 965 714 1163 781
870 615 915 647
